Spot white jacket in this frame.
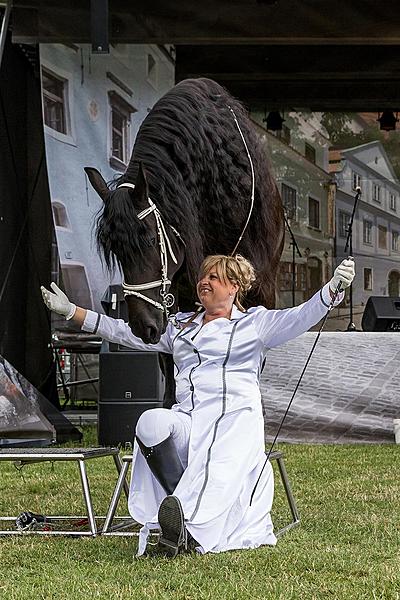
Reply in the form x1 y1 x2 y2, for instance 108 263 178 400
82 282 342 554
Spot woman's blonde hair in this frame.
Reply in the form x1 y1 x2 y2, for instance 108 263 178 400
198 254 256 311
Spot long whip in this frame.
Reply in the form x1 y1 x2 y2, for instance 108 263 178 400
228 108 355 504
249 276 349 504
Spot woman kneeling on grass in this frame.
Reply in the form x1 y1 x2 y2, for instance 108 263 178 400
42 254 354 557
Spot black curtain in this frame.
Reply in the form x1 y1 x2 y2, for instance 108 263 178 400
0 35 59 409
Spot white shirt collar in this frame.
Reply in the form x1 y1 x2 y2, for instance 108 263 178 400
180 304 247 328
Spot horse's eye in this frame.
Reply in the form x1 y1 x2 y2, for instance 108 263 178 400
145 236 156 248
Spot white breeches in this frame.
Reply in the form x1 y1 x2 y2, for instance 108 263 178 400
135 408 192 468
130 406 277 555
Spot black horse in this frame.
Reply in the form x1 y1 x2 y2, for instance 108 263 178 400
85 78 284 405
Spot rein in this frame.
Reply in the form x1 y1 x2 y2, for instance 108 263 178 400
117 182 184 319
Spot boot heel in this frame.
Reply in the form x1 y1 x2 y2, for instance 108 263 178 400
157 495 187 557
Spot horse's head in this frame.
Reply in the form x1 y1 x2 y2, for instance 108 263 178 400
85 163 185 344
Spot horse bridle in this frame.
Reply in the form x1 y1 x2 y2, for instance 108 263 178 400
117 182 185 318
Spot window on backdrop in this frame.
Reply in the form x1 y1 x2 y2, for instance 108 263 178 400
52 202 70 229
363 219 373 245
305 143 316 164
62 264 92 309
147 53 158 89
111 105 128 163
42 69 67 134
279 262 306 291
378 225 387 249
392 231 399 252
390 194 397 211
352 171 361 190
364 268 373 291
373 184 381 203
51 232 60 285
108 91 137 169
308 197 320 229
338 210 351 238
281 183 297 221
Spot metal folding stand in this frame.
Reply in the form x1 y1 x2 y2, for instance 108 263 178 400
273 450 300 537
0 447 123 536
101 450 300 537
52 332 101 408
102 454 135 535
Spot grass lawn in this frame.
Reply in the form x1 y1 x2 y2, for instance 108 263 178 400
0 428 399 600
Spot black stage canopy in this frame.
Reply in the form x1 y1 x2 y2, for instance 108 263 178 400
9 0 400 111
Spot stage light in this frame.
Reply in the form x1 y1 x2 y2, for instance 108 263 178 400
264 110 285 131
377 110 398 131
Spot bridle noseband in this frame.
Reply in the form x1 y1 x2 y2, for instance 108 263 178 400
117 183 185 319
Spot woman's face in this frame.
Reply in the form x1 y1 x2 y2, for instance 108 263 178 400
196 269 239 310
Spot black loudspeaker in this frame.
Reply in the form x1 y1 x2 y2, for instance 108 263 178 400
98 342 165 445
90 0 109 54
362 296 400 331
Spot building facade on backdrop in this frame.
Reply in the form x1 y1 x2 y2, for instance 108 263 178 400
251 112 335 308
330 141 400 307
40 43 175 312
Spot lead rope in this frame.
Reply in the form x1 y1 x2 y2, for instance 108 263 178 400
228 106 256 256
178 107 255 328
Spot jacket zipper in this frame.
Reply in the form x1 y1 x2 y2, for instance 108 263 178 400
188 348 202 410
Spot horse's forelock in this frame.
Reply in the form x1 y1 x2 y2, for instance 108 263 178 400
95 187 148 272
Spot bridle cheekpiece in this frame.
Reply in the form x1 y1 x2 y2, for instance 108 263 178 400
117 183 184 319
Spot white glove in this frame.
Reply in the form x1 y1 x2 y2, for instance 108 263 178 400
41 283 76 320
329 259 355 292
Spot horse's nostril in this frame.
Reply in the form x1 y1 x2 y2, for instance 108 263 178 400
144 325 159 344
128 320 160 344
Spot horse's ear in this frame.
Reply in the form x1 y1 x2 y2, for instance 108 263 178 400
135 162 149 197
129 162 149 211
84 167 109 202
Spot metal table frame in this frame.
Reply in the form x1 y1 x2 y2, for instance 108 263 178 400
0 447 125 537
101 449 300 537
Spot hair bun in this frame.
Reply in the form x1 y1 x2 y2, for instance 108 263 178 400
233 254 256 292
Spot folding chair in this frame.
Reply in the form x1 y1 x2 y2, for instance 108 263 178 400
102 449 300 537
0 447 122 536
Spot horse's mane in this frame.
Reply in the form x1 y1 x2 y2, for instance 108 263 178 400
97 78 283 306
